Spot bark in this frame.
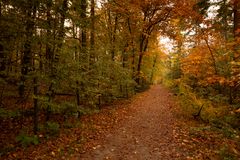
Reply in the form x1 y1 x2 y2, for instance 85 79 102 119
229 0 240 104
19 0 37 97
76 80 81 107
136 33 148 85
107 3 118 62
222 0 228 41
80 0 87 57
122 43 128 68
150 55 157 83
233 0 240 60
46 83 54 122
111 15 118 61
0 44 5 72
46 0 53 70
58 0 68 49
229 86 233 104
0 2 5 72
46 0 68 122
127 18 135 77
203 37 218 74
90 0 95 64
33 77 39 134
0 1 1 17
55 0 68 64
234 0 240 38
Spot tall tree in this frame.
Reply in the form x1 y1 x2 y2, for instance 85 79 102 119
19 0 38 97
45 0 54 71
80 0 87 61
90 0 95 64
0 1 5 72
136 0 172 85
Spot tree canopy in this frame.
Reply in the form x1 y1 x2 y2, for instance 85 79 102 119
0 0 240 158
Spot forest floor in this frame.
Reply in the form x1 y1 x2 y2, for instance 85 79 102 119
2 85 240 160
72 85 240 160
74 85 181 159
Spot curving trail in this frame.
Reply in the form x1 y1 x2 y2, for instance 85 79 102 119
77 85 182 160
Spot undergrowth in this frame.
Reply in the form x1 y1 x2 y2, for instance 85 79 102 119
166 78 239 129
164 78 240 159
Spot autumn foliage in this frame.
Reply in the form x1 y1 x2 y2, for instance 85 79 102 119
0 0 240 159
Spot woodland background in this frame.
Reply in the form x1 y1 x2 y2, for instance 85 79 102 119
0 0 240 158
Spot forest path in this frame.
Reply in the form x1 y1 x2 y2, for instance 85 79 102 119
76 85 182 160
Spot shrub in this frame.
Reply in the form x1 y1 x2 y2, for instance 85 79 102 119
0 108 20 118
16 134 39 148
45 121 60 136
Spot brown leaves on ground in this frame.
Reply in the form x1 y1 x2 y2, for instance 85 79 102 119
1 96 134 160
1 85 240 160
172 102 240 159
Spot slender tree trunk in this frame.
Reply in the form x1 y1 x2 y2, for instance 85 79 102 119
222 0 228 41
72 24 81 107
90 0 95 65
229 0 240 104
122 43 128 68
33 77 39 134
58 0 68 50
0 1 1 17
0 2 5 72
81 0 87 58
0 44 4 72
229 86 233 104
136 34 148 85
150 55 157 83
46 83 54 122
132 47 135 78
45 0 54 122
46 0 68 122
127 18 135 77
0 0 5 105
233 0 240 60
111 15 118 61
55 0 67 64
204 37 218 74
46 0 53 71
19 0 36 97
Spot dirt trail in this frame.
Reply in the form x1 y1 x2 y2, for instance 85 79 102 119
77 85 181 160
2 85 239 159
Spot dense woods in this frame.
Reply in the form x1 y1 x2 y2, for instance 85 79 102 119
167 0 240 123
0 0 240 158
0 0 170 155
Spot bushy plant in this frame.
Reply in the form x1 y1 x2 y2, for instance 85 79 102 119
0 108 20 118
16 133 39 148
45 121 60 136
219 145 237 160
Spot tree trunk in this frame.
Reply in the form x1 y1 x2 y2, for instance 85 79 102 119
122 43 128 68
0 2 5 72
234 0 240 60
46 83 54 122
111 15 118 61
136 34 148 85
0 44 5 72
58 0 68 49
90 0 95 65
80 0 87 59
76 81 80 106
19 0 37 97
150 55 157 83
33 77 39 134
127 18 136 78
46 0 53 71
222 0 228 41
